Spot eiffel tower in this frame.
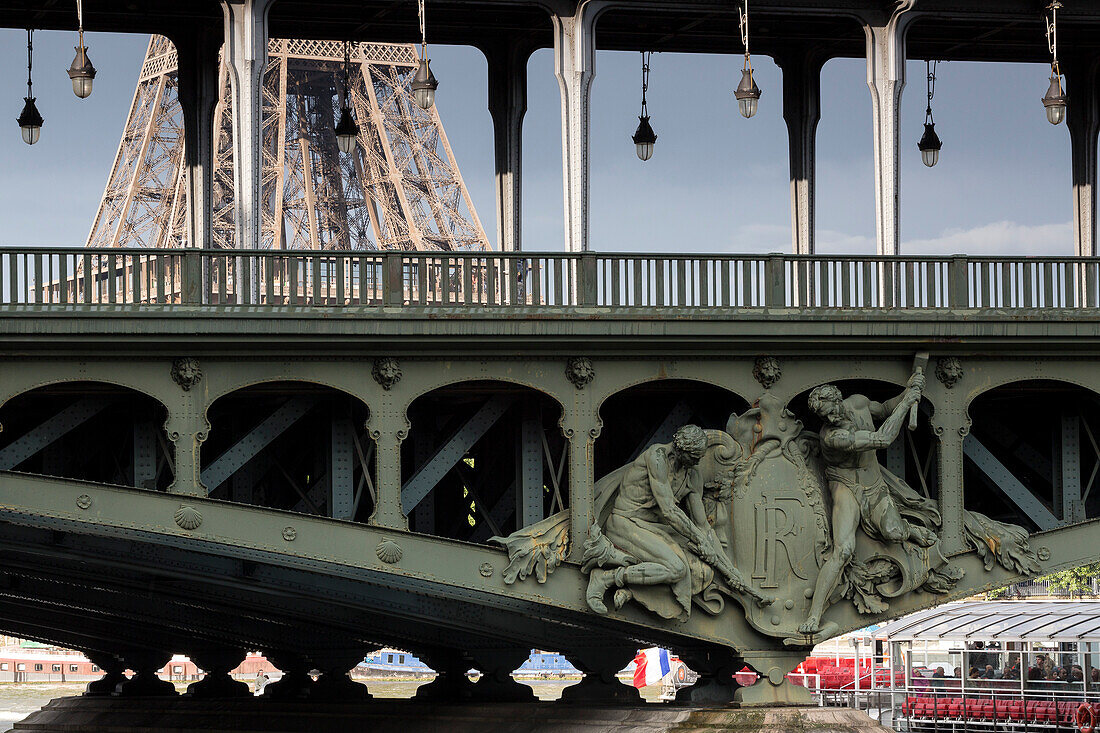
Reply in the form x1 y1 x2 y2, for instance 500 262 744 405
87 36 489 251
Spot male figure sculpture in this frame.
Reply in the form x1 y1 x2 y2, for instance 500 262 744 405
799 372 937 634
583 425 766 620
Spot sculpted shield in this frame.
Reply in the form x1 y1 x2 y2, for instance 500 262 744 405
721 394 829 640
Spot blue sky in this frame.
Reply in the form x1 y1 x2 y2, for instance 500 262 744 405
0 28 1074 255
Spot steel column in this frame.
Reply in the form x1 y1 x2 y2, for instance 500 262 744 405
777 49 824 255
516 402 543 528
565 403 600 563
1066 57 1100 259
330 418 355 520
220 0 275 250
485 41 532 252
864 5 914 256
931 403 968 555
133 420 158 490
552 2 606 254
1059 413 1084 523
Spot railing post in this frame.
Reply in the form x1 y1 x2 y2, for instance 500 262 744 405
181 249 202 305
765 254 786 307
948 255 968 308
578 251 598 306
382 252 403 306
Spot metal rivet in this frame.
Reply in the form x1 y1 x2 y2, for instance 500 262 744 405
770 614 781 625
784 599 795 610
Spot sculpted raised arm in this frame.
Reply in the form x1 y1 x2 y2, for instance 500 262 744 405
823 394 914 452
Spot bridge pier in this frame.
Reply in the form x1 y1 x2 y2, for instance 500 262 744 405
414 650 476 702
173 25 222 251
468 648 537 702
552 3 607 254
117 651 177 697
673 648 742 705
1067 56 1100 259
778 48 825 256
311 652 372 702
559 646 640 704
863 4 915 256
485 40 532 253
185 649 251 699
262 652 315 700
84 653 128 697
220 0 276 250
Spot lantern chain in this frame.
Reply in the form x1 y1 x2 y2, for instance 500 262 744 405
26 28 33 99
925 59 937 125
738 0 751 69
1045 0 1061 74
640 51 651 118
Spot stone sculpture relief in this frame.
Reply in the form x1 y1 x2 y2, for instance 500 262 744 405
565 357 595 389
170 357 202 391
936 357 964 389
492 363 1040 646
752 356 782 389
372 358 402 391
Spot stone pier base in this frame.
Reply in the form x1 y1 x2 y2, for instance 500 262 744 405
16 697 893 732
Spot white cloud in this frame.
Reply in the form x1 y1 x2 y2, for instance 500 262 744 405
901 220 1073 257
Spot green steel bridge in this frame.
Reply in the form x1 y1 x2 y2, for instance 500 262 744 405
1 0 1100 711
0 246 1099 703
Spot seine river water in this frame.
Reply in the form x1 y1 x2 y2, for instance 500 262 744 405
0 678 662 731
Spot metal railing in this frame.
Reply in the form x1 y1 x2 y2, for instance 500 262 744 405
5 247 1100 310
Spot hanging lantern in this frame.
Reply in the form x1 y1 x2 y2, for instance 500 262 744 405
631 52 656 161
1042 72 1067 125
633 116 656 161
412 58 438 110
68 44 96 99
68 0 96 99
734 0 761 118
917 123 942 168
412 0 438 110
917 60 942 167
335 41 360 153
734 67 761 119
1042 1 1066 126
17 29 42 145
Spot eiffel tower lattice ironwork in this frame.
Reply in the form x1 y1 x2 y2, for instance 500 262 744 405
87 36 490 251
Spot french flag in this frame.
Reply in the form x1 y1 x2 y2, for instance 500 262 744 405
632 647 671 688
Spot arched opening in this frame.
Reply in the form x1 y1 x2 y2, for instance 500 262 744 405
202 382 372 519
966 380 1100 532
595 379 750 478
0 382 170 490
788 378 938 501
403 380 566 543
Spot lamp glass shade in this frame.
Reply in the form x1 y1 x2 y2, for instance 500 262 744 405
68 45 96 99
1042 75 1067 126
411 59 438 110
632 115 656 161
917 122 942 168
335 106 360 153
17 97 43 146
734 68 761 119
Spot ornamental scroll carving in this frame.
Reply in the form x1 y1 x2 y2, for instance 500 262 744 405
492 364 1039 646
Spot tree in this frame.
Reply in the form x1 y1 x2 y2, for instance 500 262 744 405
1040 563 1100 596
